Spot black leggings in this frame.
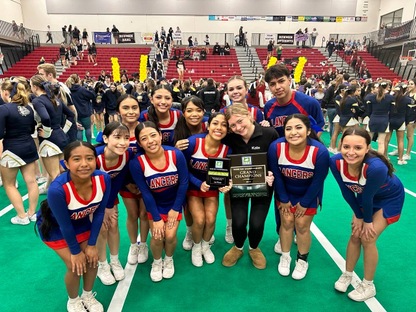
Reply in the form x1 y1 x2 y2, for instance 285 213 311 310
231 195 272 249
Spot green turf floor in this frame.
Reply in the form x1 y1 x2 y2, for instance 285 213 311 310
0 131 415 312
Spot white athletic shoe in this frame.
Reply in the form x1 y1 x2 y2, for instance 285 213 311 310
202 244 215 264
403 154 411 161
11 215 30 225
274 239 282 254
191 243 203 267
150 260 163 282
81 292 104 312
162 258 175 279
110 260 125 281
97 262 116 285
182 230 193 251
278 255 291 276
348 282 376 302
225 225 234 244
334 272 353 293
388 150 398 156
127 244 139 265
291 259 309 280
67 297 86 312
137 243 149 263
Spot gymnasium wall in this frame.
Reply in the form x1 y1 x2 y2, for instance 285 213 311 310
3 0 414 44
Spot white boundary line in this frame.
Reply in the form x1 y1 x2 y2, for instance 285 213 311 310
107 263 138 312
310 222 387 312
0 194 29 217
388 143 416 155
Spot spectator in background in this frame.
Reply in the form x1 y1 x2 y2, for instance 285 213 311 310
11 20 19 38
213 42 220 55
200 48 207 60
224 43 231 55
204 35 210 46
72 26 80 44
276 44 283 60
238 26 244 46
39 56 46 65
19 23 27 40
175 27 182 45
295 29 303 48
310 28 318 47
267 40 274 58
183 48 191 60
199 78 220 117
46 25 53 44
82 28 88 46
188 36 193 47
62 25 67 44
68 25 73 43
112 25 119 44
326 38 336 58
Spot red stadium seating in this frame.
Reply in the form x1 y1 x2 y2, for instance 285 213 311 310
164 48 241 83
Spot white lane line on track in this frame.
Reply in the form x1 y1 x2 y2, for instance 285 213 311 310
311 222 387 312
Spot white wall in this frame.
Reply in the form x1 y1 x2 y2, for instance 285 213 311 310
0 0 24 24
19 0 383 44
379 0 416 21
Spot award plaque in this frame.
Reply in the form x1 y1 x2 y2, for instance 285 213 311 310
206 157 230 187
229 153 269 198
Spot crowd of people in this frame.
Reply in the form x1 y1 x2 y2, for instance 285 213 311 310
0 31 410 310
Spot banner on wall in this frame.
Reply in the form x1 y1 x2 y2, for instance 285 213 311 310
119 32 136 43
141 32 154 43
265 33 276 42
209 15 368 22
93 32 111 44
173 32 182 41
277 34 294 44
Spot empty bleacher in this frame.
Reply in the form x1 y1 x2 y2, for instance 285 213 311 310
0 46 58 79
256 47 337 76
0 45 151 81
59 46 151 81
339 50 402 81
164 48 241 83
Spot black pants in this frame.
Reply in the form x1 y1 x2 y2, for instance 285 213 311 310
231 194 272 249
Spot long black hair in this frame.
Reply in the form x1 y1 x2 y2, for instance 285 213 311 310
147 84 173 125
283 113 322 143
173 96 205 144
37 141 98 239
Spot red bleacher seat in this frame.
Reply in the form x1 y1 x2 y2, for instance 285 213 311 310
165 48 241 83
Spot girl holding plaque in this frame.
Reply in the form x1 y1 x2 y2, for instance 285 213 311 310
268 114 329 280
222 103 277 270
182 112 232 267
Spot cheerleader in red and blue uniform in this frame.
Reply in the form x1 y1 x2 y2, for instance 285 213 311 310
182 112 232 267
268 114 329 280
221 75 265 124
330 126 404 302
130 121 188 282
36 141 111 312
94 122 133 286
173 95 208 250
115 94 150 265
139 84 182 146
